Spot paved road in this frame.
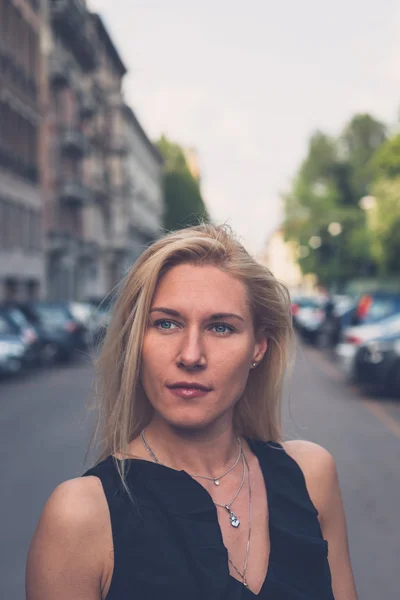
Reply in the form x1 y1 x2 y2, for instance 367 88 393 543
1 343 399 599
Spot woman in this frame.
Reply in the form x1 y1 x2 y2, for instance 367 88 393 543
26 224 358 599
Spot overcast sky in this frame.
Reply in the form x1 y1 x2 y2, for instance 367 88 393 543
88 0 400 254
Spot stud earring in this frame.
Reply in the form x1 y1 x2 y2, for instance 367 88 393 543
251 362 258 368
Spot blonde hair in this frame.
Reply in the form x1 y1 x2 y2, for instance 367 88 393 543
89 224 294 485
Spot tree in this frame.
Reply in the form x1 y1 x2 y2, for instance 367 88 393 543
156 135 209 231
283 114 387 287
340 113 386 199
371 134 400 180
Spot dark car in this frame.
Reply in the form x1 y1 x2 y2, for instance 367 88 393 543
354 333 400 397
0 316 26 377
0 307 41 367
31 302 88 360
4 302 79 364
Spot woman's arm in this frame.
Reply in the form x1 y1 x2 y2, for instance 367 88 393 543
26 477 110 600
284 440 358 600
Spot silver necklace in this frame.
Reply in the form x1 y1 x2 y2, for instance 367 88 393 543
212 452 246 528
228 452 252 589
140 428 242 486
140 429 246 528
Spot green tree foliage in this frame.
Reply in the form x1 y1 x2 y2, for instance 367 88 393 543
283 114 387 288
340 114 386 198
372 133 400 179
156 135 209 231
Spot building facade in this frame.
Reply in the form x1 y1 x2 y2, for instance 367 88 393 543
42 0 99 301
258 229 316 295
0 0 44 301
123 105 164 265
80 13 129 300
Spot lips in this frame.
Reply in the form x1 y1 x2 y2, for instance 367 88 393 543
167 381 212 392
166 381 212 399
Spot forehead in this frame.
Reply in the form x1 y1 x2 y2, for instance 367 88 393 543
152 263 250 316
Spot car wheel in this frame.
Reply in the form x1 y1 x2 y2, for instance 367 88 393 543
41 343 60 365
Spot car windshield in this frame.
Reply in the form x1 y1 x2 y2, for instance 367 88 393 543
295 298 321 308
363 298 397 323
34 306 70 326
6 309 30 329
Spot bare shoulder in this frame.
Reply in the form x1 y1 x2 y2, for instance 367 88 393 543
283 439 336 472
35 475 109 541
283 440 339 522
26 476 110 600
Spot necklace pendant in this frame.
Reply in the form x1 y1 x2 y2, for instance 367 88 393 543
214 479 220 486
228 509 240 528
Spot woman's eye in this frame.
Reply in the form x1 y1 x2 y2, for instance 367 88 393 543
154 320 178 331
211 324 234 335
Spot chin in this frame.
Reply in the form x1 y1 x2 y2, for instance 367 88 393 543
155 404 231 434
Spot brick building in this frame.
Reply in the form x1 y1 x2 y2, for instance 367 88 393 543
0 0 44 301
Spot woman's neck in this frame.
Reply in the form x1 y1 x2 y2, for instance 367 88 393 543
141 419 240 478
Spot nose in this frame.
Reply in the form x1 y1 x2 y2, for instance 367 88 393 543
177 328 206 371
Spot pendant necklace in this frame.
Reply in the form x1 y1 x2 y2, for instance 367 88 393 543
140 428 242 486
140 429 246 527
212 452 246 528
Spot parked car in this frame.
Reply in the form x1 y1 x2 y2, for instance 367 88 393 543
0 316 26 377
292 295 355 348
86 298 114 346
0 307 41 367
291 296 324 334
336 312 400 380
353 333 400 396
30 303 88 360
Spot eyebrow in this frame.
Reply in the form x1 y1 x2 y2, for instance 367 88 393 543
149 307 245 323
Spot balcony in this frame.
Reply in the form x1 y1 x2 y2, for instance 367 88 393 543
91 171 110 199
60 128 86 157
108 135 129 156
79 90 98 119
59 180 92 207
49 0 97 71
48 54 71 87
46 231 74 254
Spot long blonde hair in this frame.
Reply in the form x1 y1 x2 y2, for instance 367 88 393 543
89 224 293 483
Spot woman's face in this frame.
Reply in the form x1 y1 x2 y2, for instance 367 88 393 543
141 263 267 432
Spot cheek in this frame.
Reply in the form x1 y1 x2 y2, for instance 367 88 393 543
214 345 252 384
141 335 173 382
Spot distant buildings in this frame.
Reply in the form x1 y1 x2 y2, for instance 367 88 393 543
122 105 164 264
0 0 44 302
0 0 164 302
259 229 316 295
183 147 201 183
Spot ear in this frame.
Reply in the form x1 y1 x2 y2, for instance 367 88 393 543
252 334 268 364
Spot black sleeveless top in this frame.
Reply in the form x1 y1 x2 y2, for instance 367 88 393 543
82 439 335 599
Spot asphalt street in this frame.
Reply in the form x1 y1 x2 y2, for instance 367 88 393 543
1 342 399 599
